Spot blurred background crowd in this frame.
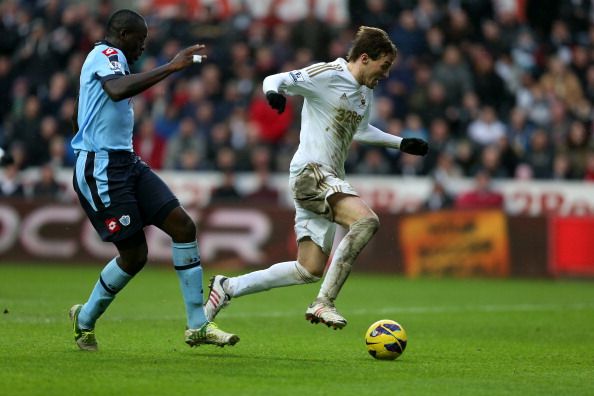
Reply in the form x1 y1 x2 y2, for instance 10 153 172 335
1 0 594 205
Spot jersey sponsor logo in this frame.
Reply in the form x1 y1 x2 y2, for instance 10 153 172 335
105 217 121 233
119 215 131 226
334 108 364 128
289 71 305 83
102 47 119 56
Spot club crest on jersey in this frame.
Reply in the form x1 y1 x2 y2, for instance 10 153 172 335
105 217 121 233
360 93 366 107
289 71 305 83
119 215 131 226
109 60 124 72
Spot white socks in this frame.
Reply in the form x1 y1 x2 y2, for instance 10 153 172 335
226 261 319 297
224 217 379 303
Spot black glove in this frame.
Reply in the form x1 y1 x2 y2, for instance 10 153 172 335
400 138 429 156
266 91 286 114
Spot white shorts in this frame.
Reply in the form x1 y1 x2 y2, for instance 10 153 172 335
289 163 358 255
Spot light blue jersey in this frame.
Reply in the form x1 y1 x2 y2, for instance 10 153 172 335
72 41 133 153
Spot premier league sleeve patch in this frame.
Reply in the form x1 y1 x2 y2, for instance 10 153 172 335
289 71 305 83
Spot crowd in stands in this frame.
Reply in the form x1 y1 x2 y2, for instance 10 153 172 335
1 0 594 204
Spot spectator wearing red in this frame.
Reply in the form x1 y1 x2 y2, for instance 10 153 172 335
455 170 504 209
133 117 166 170
244 168 280 205
248 85 293 145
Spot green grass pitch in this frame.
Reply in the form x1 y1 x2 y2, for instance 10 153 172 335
1 264 594 396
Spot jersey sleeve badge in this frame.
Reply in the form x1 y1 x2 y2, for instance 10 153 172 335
101 47 124 74
289 71 305 83
102 47 119 56
108 60 124 73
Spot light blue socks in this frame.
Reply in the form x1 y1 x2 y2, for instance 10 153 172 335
78 242 207 330
78 258 132 329
173 241 208 329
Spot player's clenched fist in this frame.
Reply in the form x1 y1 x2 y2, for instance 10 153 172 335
400 138 429 156
266 91 286 114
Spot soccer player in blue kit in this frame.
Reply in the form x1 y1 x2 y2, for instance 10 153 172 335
69 9 238 350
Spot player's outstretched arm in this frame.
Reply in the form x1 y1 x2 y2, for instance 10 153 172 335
354 125 429 156
103 44 207 102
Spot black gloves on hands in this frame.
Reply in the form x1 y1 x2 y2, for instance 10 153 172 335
400 137 429 156
266 91 286 114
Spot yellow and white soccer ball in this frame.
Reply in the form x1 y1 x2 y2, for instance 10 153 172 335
365 319 407 360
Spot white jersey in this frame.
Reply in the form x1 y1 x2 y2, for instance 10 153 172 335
266 58 373 178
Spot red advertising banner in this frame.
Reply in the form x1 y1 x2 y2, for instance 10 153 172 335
399 210 510 277
549 216 594 276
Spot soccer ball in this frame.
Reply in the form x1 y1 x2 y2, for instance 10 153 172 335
365 319 407 360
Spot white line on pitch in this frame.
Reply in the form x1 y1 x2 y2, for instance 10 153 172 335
3 302 594 324
223 302 594 318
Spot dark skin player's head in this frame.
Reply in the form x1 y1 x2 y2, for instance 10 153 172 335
105 9 147 64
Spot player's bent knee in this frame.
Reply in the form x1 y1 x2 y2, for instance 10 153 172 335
168 216 196 242
159 206 197 242
354 215 380 234
178 216 197 241
134 255 148 271
115 233 149 275
117 253 147 275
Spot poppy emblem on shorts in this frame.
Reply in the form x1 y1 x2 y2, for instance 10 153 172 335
119 215 131 226
105 217 121 233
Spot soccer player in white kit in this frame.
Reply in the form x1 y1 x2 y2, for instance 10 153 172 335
205 26 428 329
